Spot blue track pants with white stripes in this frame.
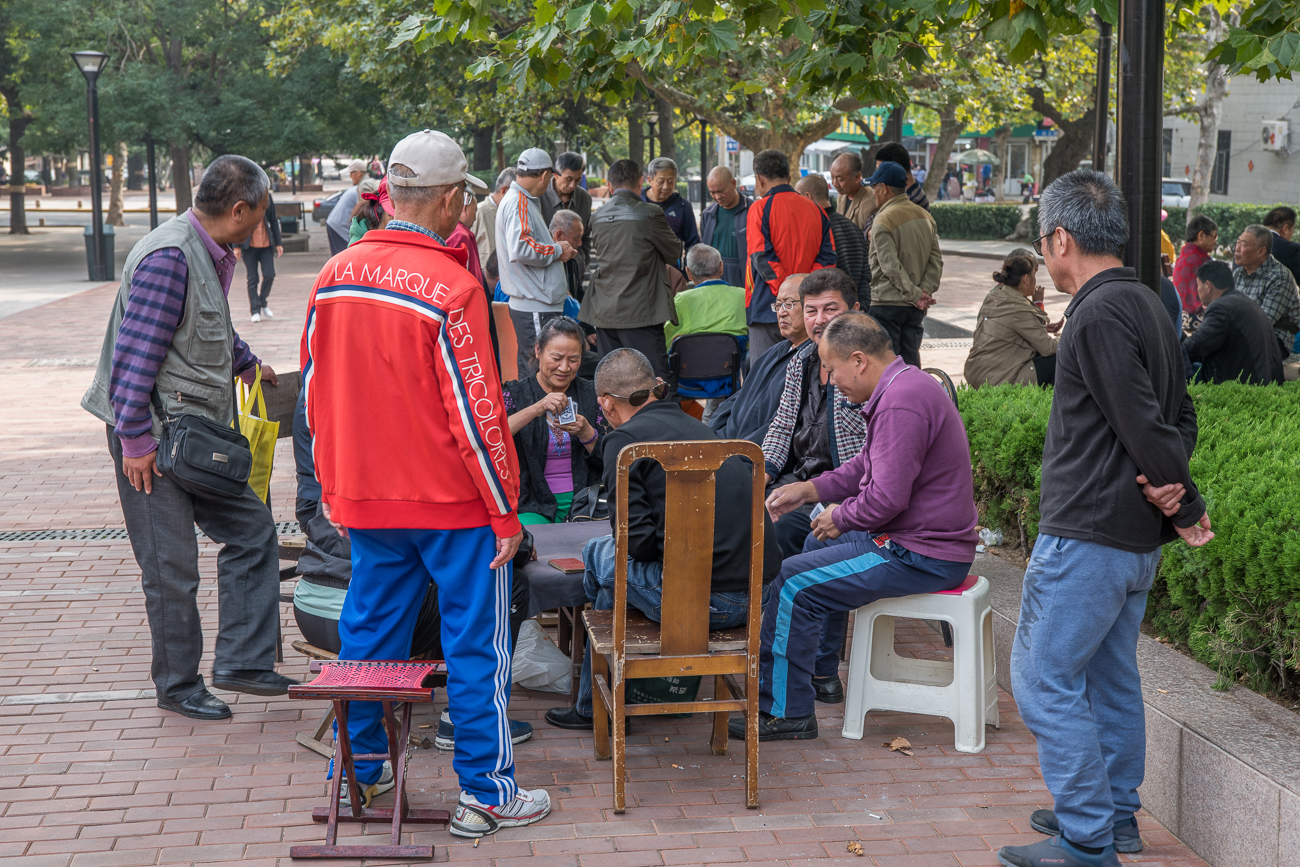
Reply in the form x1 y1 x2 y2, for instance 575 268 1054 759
340 526 517 805
759 530 970 720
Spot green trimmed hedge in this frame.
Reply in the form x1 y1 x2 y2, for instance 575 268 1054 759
930 203 1023 240
960 382 1300 694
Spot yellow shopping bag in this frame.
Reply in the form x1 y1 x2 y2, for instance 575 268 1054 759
238 366 280 502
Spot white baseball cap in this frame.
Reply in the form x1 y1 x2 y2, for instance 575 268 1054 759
387 130 489 194
516 148 554 172
345 159 366 174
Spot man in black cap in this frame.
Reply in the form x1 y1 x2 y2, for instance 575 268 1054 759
863 161 942 367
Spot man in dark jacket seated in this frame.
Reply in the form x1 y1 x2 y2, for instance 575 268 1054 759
544 348 782 730
1184 260 1284 384
709 273 809 443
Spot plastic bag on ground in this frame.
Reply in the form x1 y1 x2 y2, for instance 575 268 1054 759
511 619 573 694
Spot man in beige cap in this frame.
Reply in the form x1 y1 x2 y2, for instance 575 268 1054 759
325 158 369 255
303 128 551 837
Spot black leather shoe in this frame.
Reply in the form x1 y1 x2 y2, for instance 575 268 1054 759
158 688 231 720
211 669 298 696
544 706 594 730
811 675 844 704
728 710 818 741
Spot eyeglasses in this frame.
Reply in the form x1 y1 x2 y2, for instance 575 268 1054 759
463 190 475 206
770 300 800 313
601 380 668 407
1031 230 1053 256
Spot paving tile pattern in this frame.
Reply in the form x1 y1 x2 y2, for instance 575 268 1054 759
0 246 1208 865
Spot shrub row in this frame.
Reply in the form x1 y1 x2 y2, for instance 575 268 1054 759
959 381 1300 694
930 203 1023 241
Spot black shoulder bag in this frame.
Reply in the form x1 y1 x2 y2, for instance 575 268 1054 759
152 378 253 500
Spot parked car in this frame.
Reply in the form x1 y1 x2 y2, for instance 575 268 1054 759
312 190 344 224
738 174 756 196
1162 178 1191 209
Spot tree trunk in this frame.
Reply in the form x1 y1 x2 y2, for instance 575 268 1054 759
628 109 645 168
471 125 495 172
107 142 127 227
1040 113 1096 187
993 124 1012 202
655 96 676 162
4 89 30 235
1189 7 1233 218
923 104 961 202
170 142 193 213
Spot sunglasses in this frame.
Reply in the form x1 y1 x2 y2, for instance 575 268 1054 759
601 379 668 407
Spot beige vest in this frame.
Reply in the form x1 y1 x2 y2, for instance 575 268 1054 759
82 215 235 440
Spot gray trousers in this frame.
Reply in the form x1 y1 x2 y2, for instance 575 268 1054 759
108 425 281 701
509 308 564 379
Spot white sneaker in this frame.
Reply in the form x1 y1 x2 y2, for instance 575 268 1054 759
262 307 274 318
337 760 394 808
250 312 261 323
450 787 551 837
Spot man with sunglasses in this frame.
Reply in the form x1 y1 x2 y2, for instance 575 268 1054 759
544 348 782 730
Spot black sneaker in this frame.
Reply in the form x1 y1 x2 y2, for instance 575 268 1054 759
1029 810 1142 853
811 675 844 704
998 835 1119 867
727 710 817 741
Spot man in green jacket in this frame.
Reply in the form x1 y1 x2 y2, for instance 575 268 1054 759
864 161 943 367
580 158 683 383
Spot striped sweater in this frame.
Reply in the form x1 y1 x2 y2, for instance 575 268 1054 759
301 225 521 535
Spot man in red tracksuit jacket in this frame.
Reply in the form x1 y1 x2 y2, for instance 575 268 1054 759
745 148 836 360
302 129 550 838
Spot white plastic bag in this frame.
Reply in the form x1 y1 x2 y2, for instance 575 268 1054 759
511 619 573 694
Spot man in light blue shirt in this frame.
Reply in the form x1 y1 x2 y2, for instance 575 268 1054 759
325 159 367 255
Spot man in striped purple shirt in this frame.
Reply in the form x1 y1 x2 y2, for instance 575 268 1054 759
83 155 296 721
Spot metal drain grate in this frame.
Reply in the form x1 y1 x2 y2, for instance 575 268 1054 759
24 357 99 368
0 521 300 543
919 338 975 350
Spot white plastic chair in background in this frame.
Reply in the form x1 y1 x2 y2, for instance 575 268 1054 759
840 575 999 753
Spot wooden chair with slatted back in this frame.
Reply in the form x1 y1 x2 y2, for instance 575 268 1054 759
584 439 765 813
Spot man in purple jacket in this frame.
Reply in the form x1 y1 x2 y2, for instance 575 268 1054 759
732 311 978 741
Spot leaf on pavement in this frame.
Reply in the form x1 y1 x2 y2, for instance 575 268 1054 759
884 736 914 756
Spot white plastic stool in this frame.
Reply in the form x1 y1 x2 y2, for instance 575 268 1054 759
841 575 999 752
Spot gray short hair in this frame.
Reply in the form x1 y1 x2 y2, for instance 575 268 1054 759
646 157 678 178
1036 169 1129 258
1241 224 1273 254
594 348 656 397
555 152 586 174
194 155 269 217
494 167 517 193
824 312 893 359
549 209 582 238
685 244 724 279
387 163 446 208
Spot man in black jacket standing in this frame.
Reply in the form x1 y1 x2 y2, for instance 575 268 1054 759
999 171 1213 867
701 166 750 287
543 348 780 730
1184 260 1283 384
1263 206 1300 288
796 174 869 302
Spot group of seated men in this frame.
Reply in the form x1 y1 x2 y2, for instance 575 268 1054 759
542 267 979 740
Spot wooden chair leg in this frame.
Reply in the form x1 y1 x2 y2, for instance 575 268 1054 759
591 651 611 761
612 663 626 814
745 663 759 808
297 705 337 759
710 674 729 755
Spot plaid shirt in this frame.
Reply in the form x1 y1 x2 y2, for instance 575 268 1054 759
761 340 865 479
1234 256 1300 347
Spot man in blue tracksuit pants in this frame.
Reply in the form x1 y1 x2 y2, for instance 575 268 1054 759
302 129 552 838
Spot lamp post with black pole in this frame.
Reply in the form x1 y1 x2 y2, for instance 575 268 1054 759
145 132 159 230
647 111 658 162
71 50 110 281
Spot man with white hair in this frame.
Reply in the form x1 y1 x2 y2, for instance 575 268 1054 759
474 167 516 263
548 209 586 302
303 129 550 837
666 243 746 347
326 158 368 255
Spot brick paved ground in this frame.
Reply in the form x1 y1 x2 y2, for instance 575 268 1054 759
0 239 1206 866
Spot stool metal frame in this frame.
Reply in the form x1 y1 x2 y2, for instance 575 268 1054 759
288 661 449 859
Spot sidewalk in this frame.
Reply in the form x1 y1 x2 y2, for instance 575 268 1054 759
0 232 1209 866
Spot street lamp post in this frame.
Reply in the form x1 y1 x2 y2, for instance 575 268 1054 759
71 50 109 281
699 118 709 210
647 111 659 162
145 132 159 230
1116 0 1164 294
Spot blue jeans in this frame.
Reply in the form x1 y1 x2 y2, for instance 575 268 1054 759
1011 534 1161 849
575 534 752 716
